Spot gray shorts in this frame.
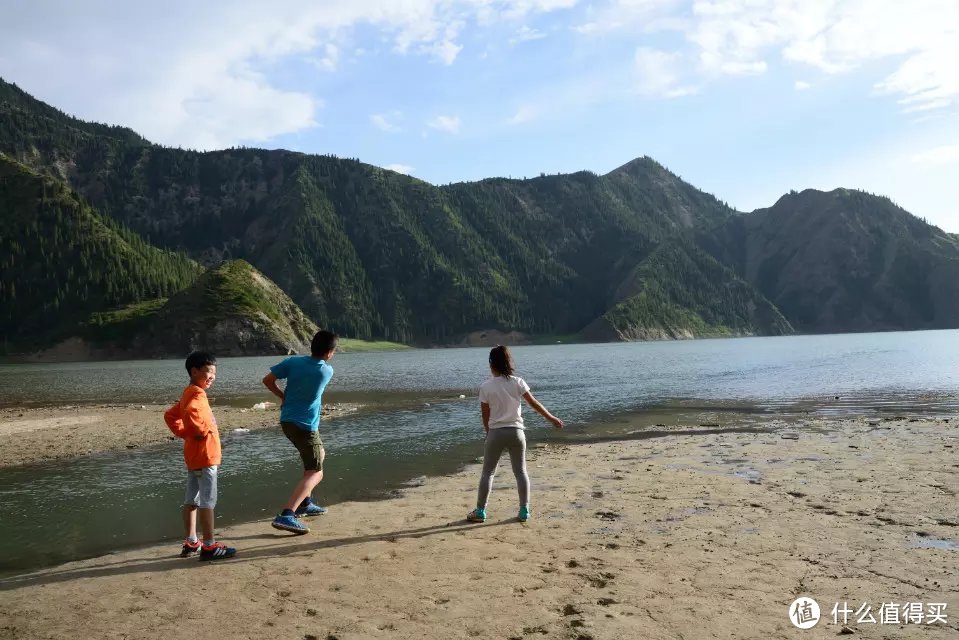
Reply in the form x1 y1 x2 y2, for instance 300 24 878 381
184 465 218 509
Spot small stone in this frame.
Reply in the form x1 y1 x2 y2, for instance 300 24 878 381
306 608 318 616
838 625 855 635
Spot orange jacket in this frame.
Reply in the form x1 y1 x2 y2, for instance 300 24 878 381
164 385 221 470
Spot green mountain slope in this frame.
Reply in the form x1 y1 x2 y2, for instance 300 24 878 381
698 189 959 332
1 78 749 342
7 76 956 346
30 260 319 361
0 154 199 349
582 238 793 340
80 260 320 357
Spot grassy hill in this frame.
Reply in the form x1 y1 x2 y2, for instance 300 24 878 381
583 238 792 340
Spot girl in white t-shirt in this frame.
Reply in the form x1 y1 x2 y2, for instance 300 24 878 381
467 345 564 523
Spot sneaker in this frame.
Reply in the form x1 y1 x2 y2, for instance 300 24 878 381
466 508 486 523
272 513 310 534
518 506 530 522
199 542 236 561
180 539 201 557
295 501 328 517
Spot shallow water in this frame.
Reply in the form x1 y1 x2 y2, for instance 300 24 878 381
1 331 958 574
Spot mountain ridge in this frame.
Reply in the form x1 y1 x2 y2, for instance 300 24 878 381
3 76 958 353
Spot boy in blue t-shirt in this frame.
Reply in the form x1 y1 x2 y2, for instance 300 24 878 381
262 330 337 534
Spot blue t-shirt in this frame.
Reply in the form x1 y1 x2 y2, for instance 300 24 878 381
270 356 334 432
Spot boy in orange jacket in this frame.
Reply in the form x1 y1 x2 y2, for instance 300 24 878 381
164 351 236 561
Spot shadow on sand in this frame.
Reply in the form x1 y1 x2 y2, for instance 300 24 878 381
0 519 516 591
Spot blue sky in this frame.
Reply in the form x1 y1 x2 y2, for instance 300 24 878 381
1 0 957 229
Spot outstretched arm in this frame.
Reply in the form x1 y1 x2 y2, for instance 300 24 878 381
262 372 285 404
522 392 564 429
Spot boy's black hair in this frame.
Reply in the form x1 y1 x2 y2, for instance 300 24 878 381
185 351 217 374
311 330 338 357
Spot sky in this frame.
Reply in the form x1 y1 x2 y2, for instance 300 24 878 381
1 0 957 229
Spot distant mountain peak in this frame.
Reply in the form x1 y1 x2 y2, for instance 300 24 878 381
605 155 669 178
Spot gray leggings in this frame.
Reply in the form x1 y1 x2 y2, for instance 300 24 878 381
476 427 530 508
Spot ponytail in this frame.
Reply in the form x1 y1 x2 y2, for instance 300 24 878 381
488 345 515 377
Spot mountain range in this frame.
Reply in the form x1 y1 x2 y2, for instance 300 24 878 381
2 76 958 357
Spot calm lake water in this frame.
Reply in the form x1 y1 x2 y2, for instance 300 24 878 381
1 331 958 575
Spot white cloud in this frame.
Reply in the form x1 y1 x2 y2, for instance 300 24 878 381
512 25 547 43
484 0 579 22
0 1 578 149
427 38 464 65
385 163 415 174
428 115 462 133
576 0 958 112
688 0 959 111
370 111 403 132
508 105 539 124
910 144 959 167
634 47 697 98
794 80 810 91
575 0 682 35
308 43 340 72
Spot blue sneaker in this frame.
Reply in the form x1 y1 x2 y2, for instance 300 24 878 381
295 501 328 517
272 513 310 534
518 505 530 522
467 508 486 523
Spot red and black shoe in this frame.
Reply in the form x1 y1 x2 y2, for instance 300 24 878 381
180 539 201 557
199 542 237 561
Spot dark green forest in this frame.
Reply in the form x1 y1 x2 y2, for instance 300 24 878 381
0 155 199 349
3 76 959 354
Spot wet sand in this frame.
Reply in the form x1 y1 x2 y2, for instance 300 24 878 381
0 403 359 468
1 416 957 639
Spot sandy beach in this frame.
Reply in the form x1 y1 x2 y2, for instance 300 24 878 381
1 415 957 639
0 403 359 468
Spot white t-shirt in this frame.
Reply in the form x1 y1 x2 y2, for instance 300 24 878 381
478 375 531 429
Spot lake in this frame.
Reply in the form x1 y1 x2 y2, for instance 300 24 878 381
1 331 957 574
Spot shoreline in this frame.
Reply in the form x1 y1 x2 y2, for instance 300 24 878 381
1 415 957 638
0 403 360 468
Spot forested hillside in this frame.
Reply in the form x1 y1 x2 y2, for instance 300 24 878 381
697 188 959 333
3 76 958 354
0 154 199 349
